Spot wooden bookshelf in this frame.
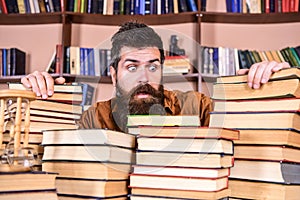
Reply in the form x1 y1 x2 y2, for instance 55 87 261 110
1 3 300 91
200 12 300 24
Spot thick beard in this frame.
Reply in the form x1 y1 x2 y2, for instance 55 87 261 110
112 83 165 132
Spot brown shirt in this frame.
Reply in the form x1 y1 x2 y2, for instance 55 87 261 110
77 90 213 131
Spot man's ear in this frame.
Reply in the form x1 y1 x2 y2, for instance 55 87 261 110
110 66 117 87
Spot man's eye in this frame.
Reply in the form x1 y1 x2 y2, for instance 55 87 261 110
127 65 137 72
148 65 158 72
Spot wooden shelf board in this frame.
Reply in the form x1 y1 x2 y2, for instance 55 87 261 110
200 12 300 24
66 12 198 25
0 13 63 25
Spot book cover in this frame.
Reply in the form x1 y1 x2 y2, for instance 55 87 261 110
136 151 234 168
234 144 300 163
127 115 200 127
128 126 239 140
56 177 128 198
10 48 26 75
132 165 230 178
42 129 135 148
229 179 300 199
130 187 230 200
137 137 234 154
129 174 228 192
42 161 132 179
42 145 134 163
209 111 300 131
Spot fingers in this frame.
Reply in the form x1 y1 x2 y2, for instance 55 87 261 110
247 61 291 89
22 71 54 99
236 68 249 75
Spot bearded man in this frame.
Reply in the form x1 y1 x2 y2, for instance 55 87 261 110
21 22 290 133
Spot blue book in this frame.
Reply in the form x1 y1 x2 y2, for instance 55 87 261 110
24 0 31 13
213 47 219 75
186 0 197 12
2 49 7 76
80 48 85 75
139 0 145 15
226 0 232 12
87 48 95 76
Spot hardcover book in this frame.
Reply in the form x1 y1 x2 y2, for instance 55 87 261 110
128 126 239 140
230 159 300 184
129 174 228 192
130 187 230 200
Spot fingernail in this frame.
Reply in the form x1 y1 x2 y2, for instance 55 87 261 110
42 94 48 99
261 78 267 83
48 91 53 96
36 92 41 97
253 84 259 89
248 82 252 88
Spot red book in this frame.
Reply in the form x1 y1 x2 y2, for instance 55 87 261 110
0 0 8 14
55 44 63 74
265 0 270 13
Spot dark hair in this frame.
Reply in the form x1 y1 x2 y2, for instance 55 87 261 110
110 21 165 72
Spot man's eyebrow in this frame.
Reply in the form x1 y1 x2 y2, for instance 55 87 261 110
124 58 160 63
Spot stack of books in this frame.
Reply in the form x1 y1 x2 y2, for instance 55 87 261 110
5 82 94 170
163 56 191 75
41 129 135 199
0 171 58 200
209 67 300 199
127 115 239 199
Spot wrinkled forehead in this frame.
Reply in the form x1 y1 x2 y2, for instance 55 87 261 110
119 46 161 63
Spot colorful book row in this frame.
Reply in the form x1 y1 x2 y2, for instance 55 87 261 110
226 0 300 13
200 45 300 76
66 0 198 15
0 0 62 14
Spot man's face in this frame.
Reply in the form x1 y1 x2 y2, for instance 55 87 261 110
113 46 162 95
110 46 165 131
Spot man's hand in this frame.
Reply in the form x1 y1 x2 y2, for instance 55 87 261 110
21 71 65 99
237 61 291 89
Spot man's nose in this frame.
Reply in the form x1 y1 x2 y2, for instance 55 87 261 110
137 66 150 84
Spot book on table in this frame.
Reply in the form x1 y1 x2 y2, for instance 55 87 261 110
229 178 300 200
136 151 233 168
212 68 300 100
129 187 230 200
42 145 134 164
0 171 58 199
234 128 300 148
212 78 300 100
128 126 239 140
230 159 300 184
127 115 200 127
132 165 230 179
42 129 135 149
213 97 300 112
129 174 228 192
137 137 234 154
234 145 300 163
209 111 300 131
42 161 132 180
56 177 128 199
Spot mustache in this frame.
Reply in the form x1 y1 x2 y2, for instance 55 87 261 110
130 83 160 98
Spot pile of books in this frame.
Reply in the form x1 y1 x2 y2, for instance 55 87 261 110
5 82 94 170
163 56 191 75
209 67 300 199
127 115 239 199
41 129 135 199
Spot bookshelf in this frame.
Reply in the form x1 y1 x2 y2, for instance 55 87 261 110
1 1 300 95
